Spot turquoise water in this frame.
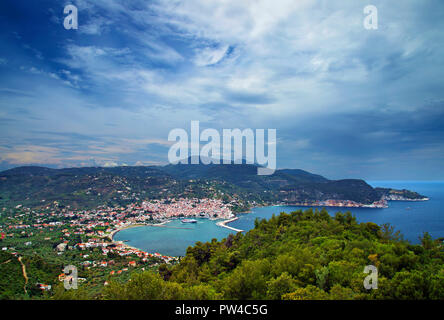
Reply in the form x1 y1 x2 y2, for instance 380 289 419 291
115 181 444 256
114 218 233 257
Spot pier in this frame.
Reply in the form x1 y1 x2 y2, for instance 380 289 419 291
216 217 244 233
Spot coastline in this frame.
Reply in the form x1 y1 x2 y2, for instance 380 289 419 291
108 223 145 241
109 217 244 256
108 196 431 251
109 221 171 241
106 193 434 255
107 224 147 252
109 221 175 253
235 196 430 216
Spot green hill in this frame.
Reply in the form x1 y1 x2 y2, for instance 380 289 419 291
96 209 444 300
0 162 397 210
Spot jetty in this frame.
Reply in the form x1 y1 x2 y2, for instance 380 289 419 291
216 217 244 233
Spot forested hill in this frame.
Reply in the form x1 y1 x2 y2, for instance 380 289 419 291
57 208 444 300
0 162 426 210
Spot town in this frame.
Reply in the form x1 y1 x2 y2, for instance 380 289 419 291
0 197 236 296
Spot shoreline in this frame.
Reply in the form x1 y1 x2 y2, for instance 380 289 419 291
110 216 245 251
109 223 146 241
108 224 147 252
106 197 432 255
109 221 174 253
109 221 171 241
236 196 430 216
283 203 387 209
109 217 244 256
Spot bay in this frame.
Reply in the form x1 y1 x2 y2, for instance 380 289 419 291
115 181 444 256
114 218 232 257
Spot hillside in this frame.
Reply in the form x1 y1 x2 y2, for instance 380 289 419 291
0 162 425 211
375 188 428 201
0 251 59 299
90 209 444 300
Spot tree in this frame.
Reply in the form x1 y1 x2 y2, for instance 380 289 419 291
222 259 271 299
315 266 329 290
419 232 434 250
52 282 92 300
329 285 355 300
266 272 300 299
282 285 329 300
103 272 165 300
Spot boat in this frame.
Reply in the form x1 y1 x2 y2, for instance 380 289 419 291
181 219 198 224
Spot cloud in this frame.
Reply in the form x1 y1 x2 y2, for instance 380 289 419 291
102 161 118 167
1 0 444 179
0 146 62 165
193 45 229 66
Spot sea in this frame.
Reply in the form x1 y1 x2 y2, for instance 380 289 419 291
114 181 444 257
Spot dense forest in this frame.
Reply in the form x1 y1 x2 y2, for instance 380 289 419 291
54 209 444 300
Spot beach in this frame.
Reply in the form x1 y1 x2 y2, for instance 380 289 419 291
109 221 171 242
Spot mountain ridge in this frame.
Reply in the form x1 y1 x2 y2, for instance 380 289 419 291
0 162 427 211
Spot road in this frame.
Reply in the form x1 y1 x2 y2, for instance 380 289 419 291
18 256 28 295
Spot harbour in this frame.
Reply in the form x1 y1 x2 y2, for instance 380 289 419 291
115 182 444 257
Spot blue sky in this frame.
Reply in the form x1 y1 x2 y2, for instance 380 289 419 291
0 0 444 180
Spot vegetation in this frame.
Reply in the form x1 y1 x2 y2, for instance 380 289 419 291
0 163 418 212
95 209 444 300
0 251 26 299
0 250 60 299
2 208 443 300
375 187 427 200
0 208 166 300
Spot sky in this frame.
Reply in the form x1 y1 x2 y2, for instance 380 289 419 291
0 0 443 180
